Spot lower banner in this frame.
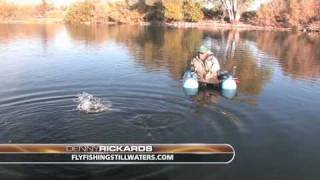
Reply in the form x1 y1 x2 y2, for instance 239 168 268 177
0 144 235 164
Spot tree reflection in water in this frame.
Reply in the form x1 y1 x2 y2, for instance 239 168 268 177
1 24 319 102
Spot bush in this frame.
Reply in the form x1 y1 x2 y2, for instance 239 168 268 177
256 0 320 27
36 0 54 17
0 0 16 20
144 1 164 21
46 9 64 19
163 0 184 21
202 2 223 20
65 1 146 24
183 0 204 22
105 2 144 23
65 1 95 24
0 1 43 20
287 0 318 26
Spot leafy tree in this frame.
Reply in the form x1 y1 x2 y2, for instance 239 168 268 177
183 0 204 22
0 0 16 20
163 0 184 21
65 1 95 24
256 0 320 27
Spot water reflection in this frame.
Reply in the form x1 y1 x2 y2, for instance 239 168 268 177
0 24 62 43
65 25 204 79
192 88 220 106
1 24 320 180
244 31 320 79
64 26 272 97
64 26 276 98
1 24 319 96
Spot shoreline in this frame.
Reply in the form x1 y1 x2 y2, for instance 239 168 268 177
0 19 319 32
161 21 292 32
0 18 64 24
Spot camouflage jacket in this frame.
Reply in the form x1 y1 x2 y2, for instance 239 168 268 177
190 53 220 83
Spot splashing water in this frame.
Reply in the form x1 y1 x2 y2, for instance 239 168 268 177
75 92 111 113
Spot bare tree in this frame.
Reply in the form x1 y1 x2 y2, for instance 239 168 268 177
218 0 252 23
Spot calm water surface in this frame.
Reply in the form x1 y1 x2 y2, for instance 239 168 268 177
0 24 320 179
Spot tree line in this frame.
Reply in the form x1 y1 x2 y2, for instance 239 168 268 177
0 0 319 30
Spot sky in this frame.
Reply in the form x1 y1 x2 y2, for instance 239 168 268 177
249 0 271 10
7 0 77 5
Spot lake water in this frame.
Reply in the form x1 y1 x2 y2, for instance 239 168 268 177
0 24 319 179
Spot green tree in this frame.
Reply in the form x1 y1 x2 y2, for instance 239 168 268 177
163 0 184 21
183 0 204 22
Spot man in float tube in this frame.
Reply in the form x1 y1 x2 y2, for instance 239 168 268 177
190 45 221 85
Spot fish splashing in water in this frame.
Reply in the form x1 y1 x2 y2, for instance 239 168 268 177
75 92 111 113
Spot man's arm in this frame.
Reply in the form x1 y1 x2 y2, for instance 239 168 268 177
190 58 205 82
190 58 196 72
211 56 221 73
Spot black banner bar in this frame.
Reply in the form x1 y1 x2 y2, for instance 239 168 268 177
0 153 234 164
